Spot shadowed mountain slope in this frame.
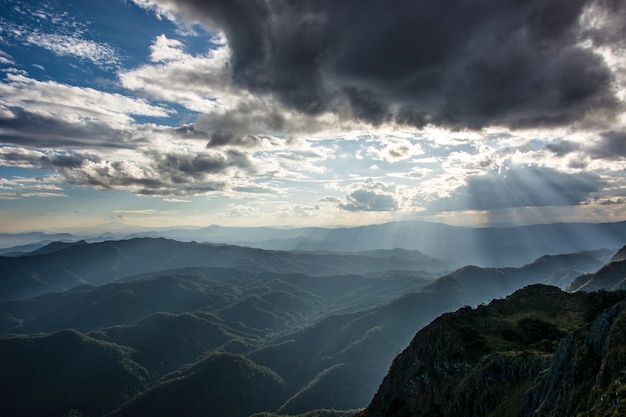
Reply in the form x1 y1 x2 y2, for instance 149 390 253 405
414 249 607 307
23 240 89 256
357 285 626 417
0 268 255 334
0 329 148 417
244 250 606 413
0 266 432 336
567 244 626 292
89 311 242 377
107 352 289 417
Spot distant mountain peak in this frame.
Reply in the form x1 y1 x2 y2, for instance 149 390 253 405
25 239 88 256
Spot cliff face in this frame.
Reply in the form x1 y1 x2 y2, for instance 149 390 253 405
523 300 626 417
359 285 626 417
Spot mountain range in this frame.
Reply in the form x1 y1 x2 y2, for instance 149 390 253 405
197 221 626 267
0 237 454 302
0 235 625 416
3 220 626 267
567 245 626 292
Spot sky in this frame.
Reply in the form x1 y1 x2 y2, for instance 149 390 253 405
1 0 626 233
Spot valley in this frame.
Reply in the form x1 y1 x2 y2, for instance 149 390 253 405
0 226 624 417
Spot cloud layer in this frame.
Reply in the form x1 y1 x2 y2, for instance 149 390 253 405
148 0 625 130
1 0 626 228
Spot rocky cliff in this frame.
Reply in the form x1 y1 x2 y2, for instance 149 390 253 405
523 300 626 417
358 285 626 417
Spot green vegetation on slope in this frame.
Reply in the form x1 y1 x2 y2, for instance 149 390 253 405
107 352 289 417
0 329 148 417
358 285 626 417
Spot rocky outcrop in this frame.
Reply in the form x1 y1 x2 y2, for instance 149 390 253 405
448 352 549 417
363 318 473 417
360 316 551 417
358 285 626 417
523 301 626 417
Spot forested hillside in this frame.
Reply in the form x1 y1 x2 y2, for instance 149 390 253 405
0 239 622 417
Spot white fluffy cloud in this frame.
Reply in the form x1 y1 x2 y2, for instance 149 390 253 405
0 74 171 128
119 34 230 113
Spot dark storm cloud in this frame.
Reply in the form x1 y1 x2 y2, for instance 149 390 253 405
544 131 626 161
148 149 256 181
339 189 398 212
163 0 623 129
342 86 391 126
185 101 294 147
545 140 581 156
587 131 626 160
430 165 603 211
